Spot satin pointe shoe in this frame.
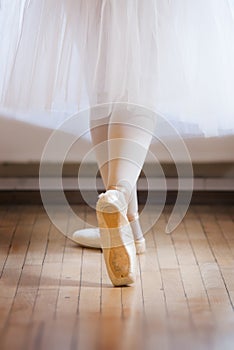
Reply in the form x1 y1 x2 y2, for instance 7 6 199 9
71 228 146 254
96 189 137 286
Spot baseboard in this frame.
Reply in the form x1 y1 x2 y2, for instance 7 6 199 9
1 162 234 178
0 190 233 205
0 176 234 191
1 162 234 205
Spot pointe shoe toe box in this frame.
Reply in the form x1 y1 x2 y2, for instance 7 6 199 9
72 228 101 249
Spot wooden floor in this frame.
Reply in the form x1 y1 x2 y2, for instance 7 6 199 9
0 204 233 350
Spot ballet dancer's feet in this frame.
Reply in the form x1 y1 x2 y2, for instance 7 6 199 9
72 213 145 254
96 189 136 286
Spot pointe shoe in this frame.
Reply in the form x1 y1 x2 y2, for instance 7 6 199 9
72 228 101 249
96 190 136 286
134 237 146 254
71 228 146 254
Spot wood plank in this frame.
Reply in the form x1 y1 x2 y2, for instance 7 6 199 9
170 221 197 266
184 215 216 264
138 244 167 350
161 268 190 322
0 322 31 350
78 249 101 318
77 248 101 350
198 211 234 268
120 274 144 350
28 206 68 348
220 267 234 308
78 205 101 317
4 224 33 269
180 264 212 327
0 219 34 336
0 227 15 274
0 206 21 227
18 205 37 226
0 206 9 225
152 217 178 269
24 213 51 266
56 208 83 320
0 297 14 333
98 249 122 350
216 215 234 257
200 262 233 318
32 289 59 325
43 225 66 264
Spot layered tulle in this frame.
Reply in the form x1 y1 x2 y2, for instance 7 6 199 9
1 0 234 136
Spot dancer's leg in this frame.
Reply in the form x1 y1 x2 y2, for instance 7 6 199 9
90 112 145 243
95 104 155 285
89 115 110 189
89 105 155 197
73 111 145 249
72 112 145 252
127 189 146 254
107 105 155 198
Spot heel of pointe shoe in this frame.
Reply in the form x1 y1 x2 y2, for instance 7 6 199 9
135 238 146 254
127 212 146 254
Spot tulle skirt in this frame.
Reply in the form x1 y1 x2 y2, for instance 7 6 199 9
1 0 234 136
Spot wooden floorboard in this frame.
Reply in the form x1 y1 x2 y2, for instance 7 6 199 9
0 204 233 350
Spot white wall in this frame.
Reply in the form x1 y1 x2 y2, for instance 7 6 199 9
1 115 234 163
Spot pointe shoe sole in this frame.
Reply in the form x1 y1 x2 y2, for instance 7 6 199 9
96 199 136 286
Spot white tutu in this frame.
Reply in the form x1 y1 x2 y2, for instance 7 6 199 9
1 0 234 136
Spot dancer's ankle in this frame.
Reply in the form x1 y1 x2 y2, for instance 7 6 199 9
127 212 139 222
127 212 144 241
108 183 131 203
